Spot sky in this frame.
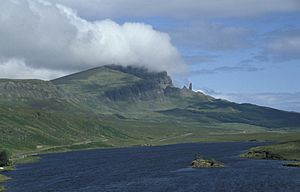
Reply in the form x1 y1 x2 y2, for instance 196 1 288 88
0 0 300 112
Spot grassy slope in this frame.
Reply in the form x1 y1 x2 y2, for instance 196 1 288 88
52 67 141 97
160 99 300 129
0 106 128 152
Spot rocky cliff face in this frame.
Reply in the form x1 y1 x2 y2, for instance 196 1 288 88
105 65 173 88
104 80 166 101
104 65 173 101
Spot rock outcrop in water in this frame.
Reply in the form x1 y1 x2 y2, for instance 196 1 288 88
191 153 224 168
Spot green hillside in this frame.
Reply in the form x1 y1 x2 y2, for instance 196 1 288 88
160 100 300 129
0 65 300 155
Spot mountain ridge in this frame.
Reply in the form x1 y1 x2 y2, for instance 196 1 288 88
0 65 300 153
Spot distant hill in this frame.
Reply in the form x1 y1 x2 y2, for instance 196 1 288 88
1 65 300 152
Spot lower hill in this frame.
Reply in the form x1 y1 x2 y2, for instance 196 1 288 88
0 65 300 154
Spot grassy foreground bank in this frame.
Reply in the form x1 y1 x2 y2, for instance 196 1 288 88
241 140 300 168
241 140 300 161
0 167 13 192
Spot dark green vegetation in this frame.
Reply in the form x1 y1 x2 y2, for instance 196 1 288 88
0 65 300 159
0 150 10 167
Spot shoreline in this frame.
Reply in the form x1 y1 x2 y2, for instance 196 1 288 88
2 139 299 191
0 140 265 190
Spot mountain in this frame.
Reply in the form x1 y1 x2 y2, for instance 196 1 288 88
1 65 300 153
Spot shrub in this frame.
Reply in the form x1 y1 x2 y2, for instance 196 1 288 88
0 150 10 167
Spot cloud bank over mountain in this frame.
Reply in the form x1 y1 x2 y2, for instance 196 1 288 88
0 0 185 79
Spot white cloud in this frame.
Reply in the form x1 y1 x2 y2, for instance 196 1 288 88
0 0 186 79
264 29 300 62
0 58 66 80
50 0 300 19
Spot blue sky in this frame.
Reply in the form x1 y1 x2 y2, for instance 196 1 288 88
1 0 300 112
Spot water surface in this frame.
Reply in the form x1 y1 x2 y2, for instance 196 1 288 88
5 142 300 192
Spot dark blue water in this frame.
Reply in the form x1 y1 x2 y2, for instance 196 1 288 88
5 142 300 192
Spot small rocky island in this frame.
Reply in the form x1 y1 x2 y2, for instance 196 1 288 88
241 150 284 160
283 162 300 167
191 153 224 168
